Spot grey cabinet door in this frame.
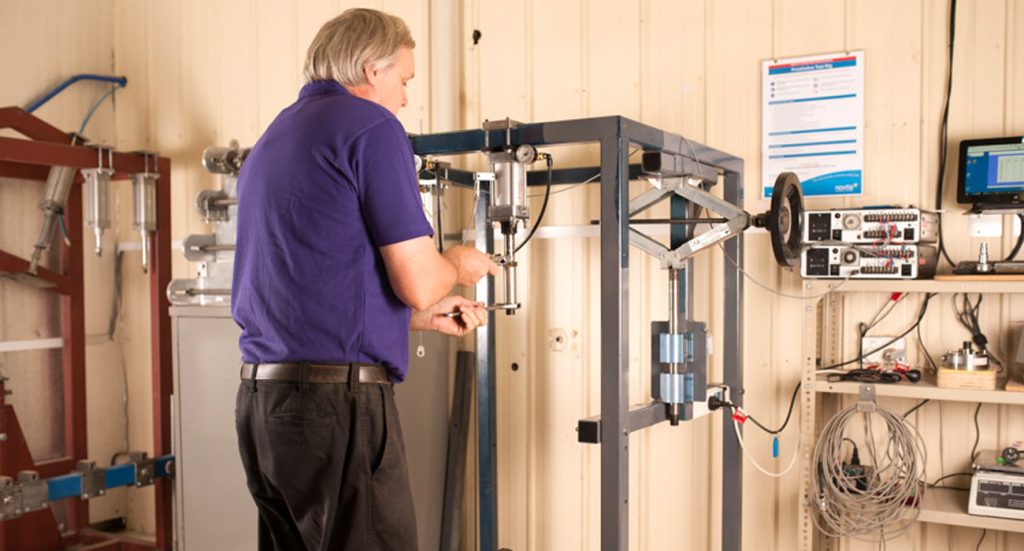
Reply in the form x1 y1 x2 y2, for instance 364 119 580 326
173 312 256 551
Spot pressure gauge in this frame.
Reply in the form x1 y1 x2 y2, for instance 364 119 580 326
514 144 536 164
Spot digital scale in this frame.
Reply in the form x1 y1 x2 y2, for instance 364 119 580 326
969 450 1024 520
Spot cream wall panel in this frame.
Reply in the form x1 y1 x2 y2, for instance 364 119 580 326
0 0 131 527
461 3 532 550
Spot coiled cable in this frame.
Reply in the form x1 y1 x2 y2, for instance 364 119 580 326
810 401 927 542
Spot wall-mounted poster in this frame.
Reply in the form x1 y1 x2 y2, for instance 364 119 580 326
762 51 864 198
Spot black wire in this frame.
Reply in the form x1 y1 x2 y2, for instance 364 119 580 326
1003 214 1024 261
971 402 982 461
955 293 992 357
513 154 552 254
902 399 930 418
820 293 937 370
916 321 938 371
928 471 973 490
858 295 902 368
935 0 958 267
721 382 800 435
975 528 987 551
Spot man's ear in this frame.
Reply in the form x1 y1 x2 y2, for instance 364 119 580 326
363 63 377 85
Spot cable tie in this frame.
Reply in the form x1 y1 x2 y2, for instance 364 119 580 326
731 408 749 424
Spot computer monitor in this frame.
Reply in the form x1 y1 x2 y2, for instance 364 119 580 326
957 136 1024 209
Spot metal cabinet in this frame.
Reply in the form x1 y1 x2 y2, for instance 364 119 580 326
170 305 450 551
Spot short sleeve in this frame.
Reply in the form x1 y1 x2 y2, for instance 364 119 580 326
352 119 434 247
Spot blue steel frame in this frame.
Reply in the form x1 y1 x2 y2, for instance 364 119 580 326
37 454 173 502
410 116 745 551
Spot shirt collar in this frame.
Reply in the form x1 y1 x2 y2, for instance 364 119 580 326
299 80 348 99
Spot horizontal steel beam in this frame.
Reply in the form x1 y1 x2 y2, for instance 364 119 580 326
0 136 169 177
410 116 743 179
577 402 667 444
422 164 646 188
0 249 69 294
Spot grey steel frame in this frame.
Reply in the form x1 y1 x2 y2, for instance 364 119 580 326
410 116 745 551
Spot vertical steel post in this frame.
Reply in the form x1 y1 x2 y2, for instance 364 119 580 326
600 134 631 551
475 184 498 551
669 195 693 320
721 169 744 551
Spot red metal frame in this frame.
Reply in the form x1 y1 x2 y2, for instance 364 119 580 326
0 107 172 550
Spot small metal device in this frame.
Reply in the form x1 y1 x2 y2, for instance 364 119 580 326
168 143 247 305
74 460 106 500
441 303 516 318
481 118 538 314
131 153 160 273
803 207 939 244
202 141 249 175
969 469 1024 520
801 244 938 279
28 164 78 275
83 147 114 256
942 341 990 371
977 242 993 273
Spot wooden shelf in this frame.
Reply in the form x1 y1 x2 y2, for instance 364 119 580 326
802 278 1024 295
918 488 1024 533
813 376 1024 406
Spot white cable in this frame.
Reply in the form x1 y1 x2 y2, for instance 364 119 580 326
810 402 927 542
717 242 856 300
733 419 801 478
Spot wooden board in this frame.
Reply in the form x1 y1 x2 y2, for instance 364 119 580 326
1006 377 1024 393
934 274 1024 282
936 367 999 390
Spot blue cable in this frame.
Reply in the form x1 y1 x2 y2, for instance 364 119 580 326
78 84 122 136
25 74 128 114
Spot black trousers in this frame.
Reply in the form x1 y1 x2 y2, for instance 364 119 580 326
235 377 418 551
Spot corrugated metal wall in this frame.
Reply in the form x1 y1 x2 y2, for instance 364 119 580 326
2 0 1023 549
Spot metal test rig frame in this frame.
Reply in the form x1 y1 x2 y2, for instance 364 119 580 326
410 115 747 551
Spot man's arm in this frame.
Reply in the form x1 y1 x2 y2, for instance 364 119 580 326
380 238 498 311
409 295 488 336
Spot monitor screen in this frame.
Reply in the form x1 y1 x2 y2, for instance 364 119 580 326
957 137 1024 206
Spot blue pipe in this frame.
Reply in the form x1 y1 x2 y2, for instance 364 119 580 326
25 74 128 113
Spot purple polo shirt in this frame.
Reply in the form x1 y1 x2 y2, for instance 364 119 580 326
231 80 433 382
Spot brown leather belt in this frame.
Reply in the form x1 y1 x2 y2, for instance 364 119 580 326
240 362 391 384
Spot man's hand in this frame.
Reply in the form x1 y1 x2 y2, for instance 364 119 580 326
442 246 499 287
410 295 488 337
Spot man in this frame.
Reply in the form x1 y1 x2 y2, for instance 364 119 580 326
232 8 497 551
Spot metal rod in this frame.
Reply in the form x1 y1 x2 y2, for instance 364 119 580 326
189 244 235 253
502 234 516 313
667 268 681 426
629 217 728 225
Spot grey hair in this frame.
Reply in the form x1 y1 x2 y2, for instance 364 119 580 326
303 8 415 87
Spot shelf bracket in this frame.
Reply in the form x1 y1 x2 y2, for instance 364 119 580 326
857 384 877 412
